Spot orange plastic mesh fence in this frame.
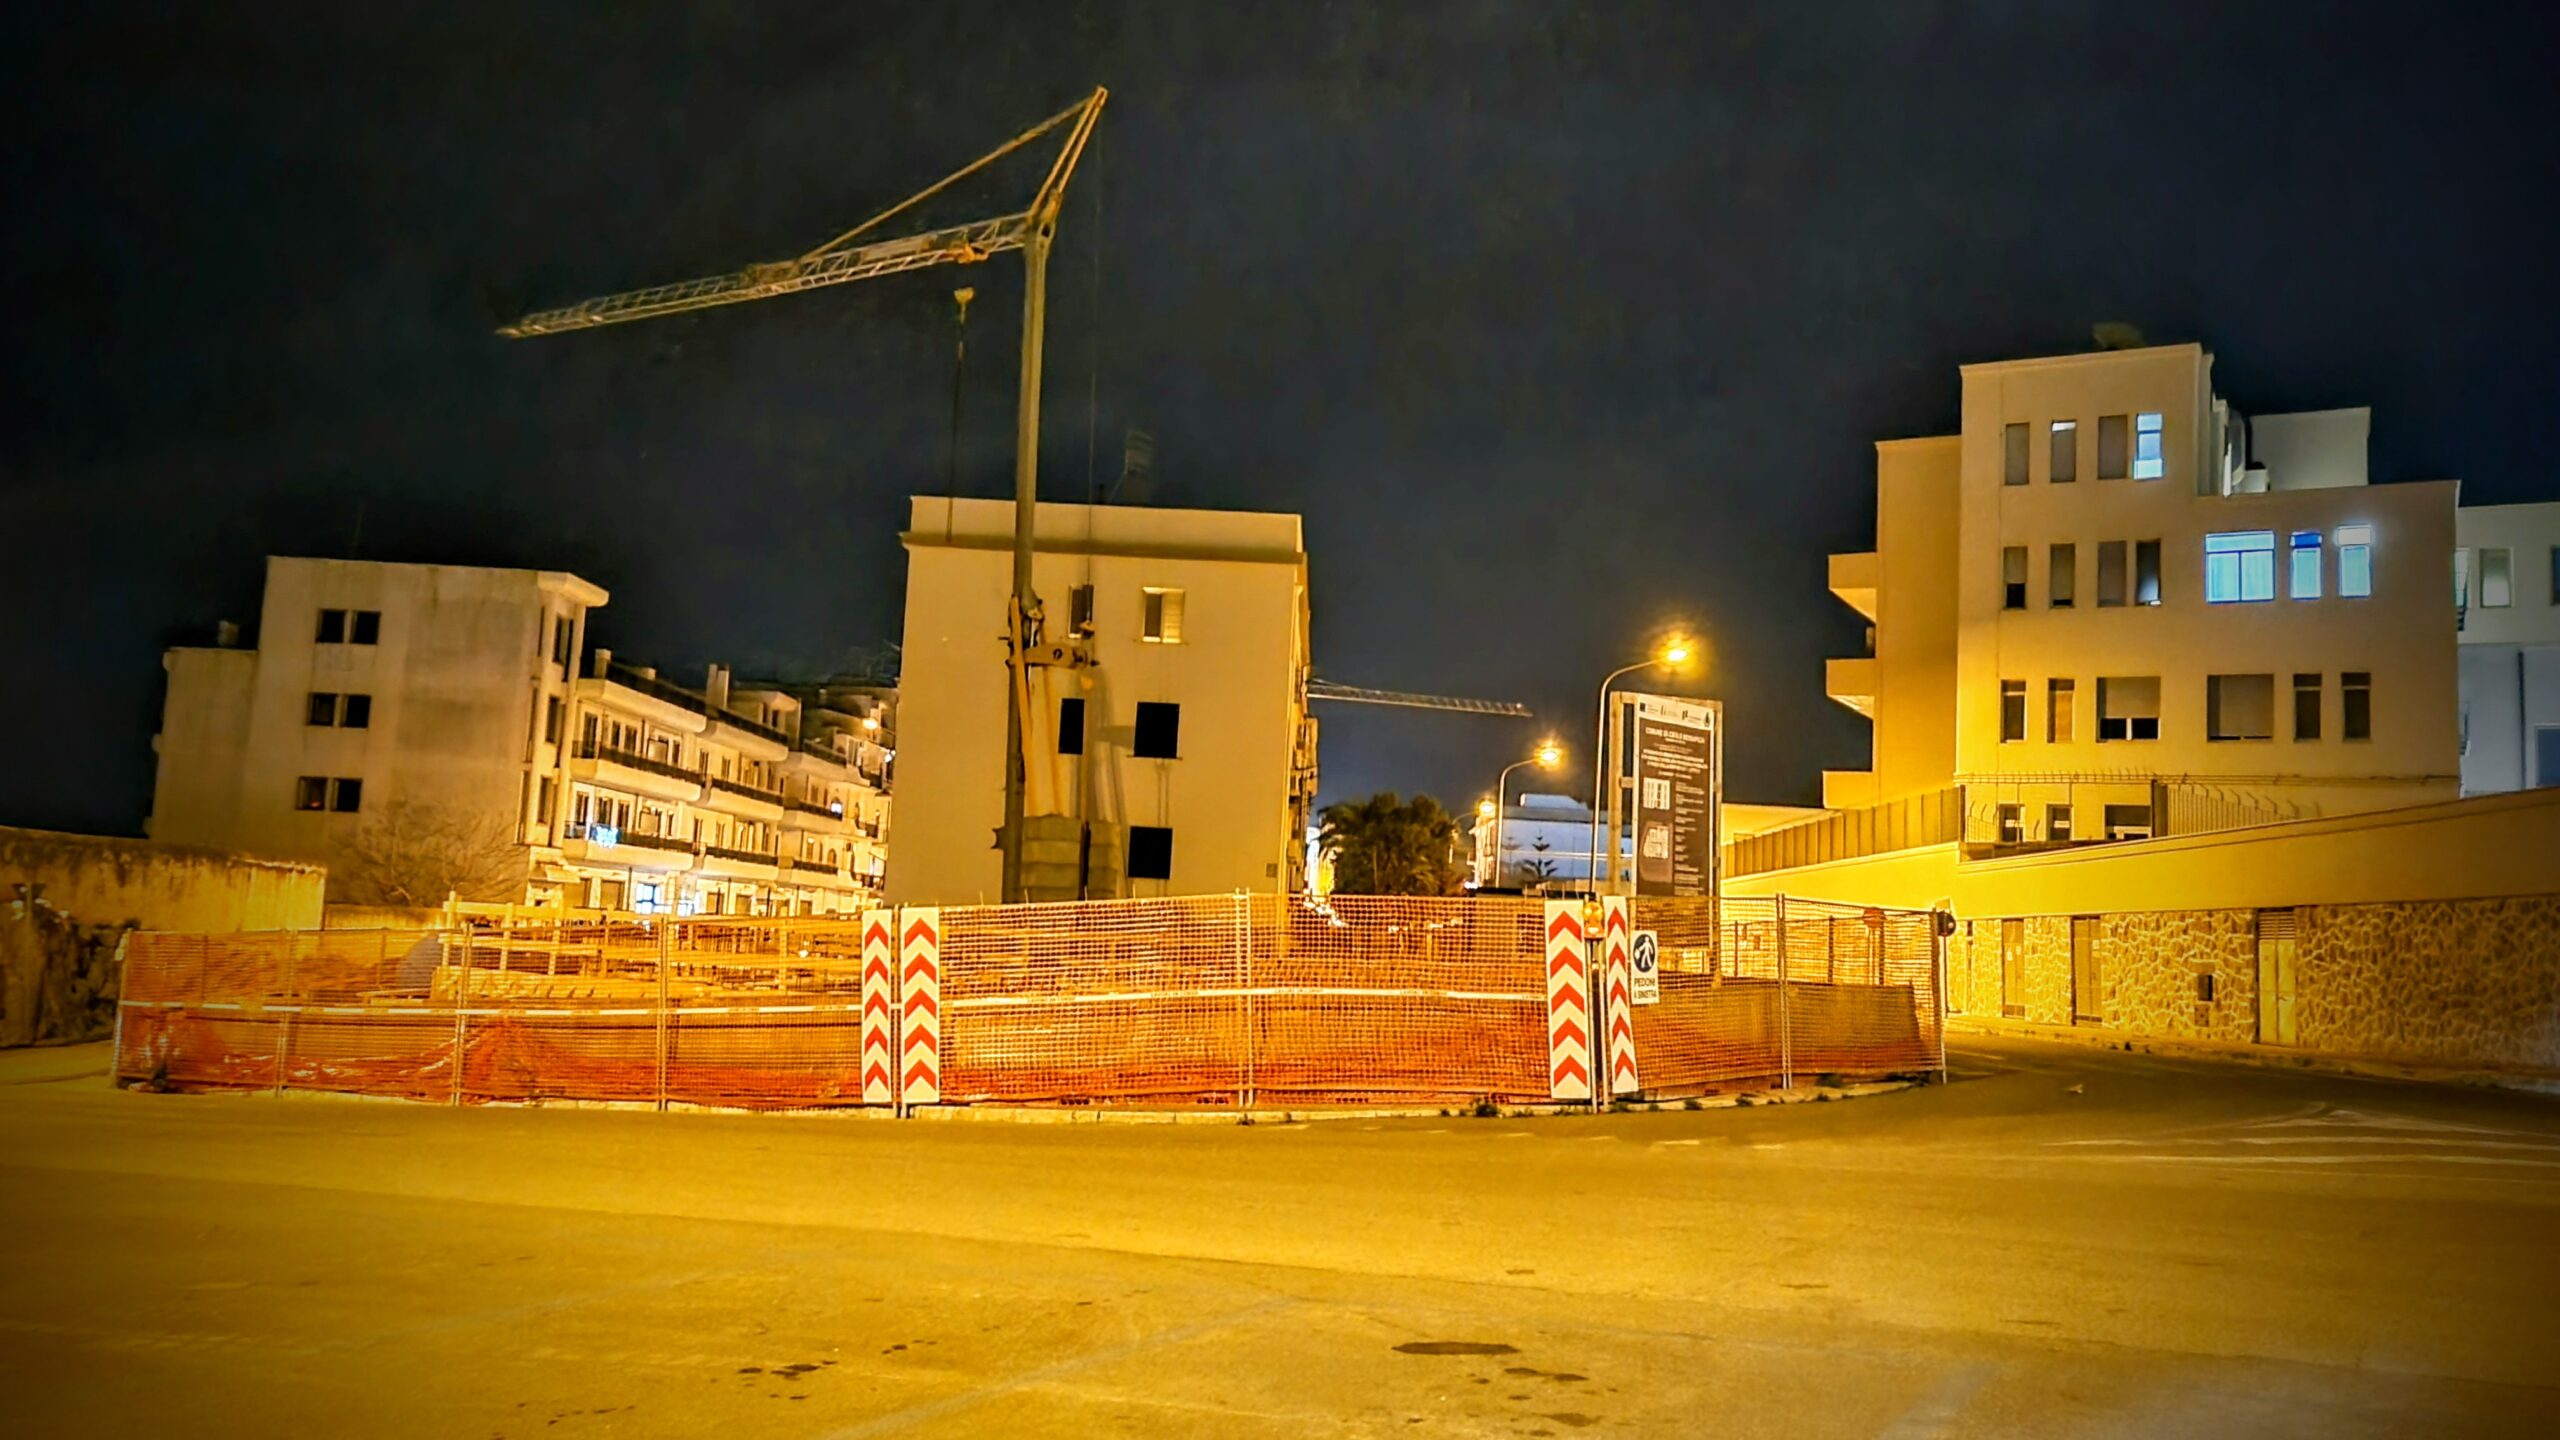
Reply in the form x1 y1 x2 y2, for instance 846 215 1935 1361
115 895 1939 1109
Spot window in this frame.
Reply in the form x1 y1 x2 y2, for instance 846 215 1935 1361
2454 548 2471 618
294 776 328 811
307 691 338 726
349 610 381 644
2342 672 2371 741
2135 540 2162 605
1068 584 1095 635
2047 679 2075 743
1128 825 1174 881
2290 532 2323 599
2131 411 2164 480
1999 680 2026 742
544 696 564 745
2097 676 2160 741
2206 531 2276 603
2096 541 2127 607
574 791 592 827
2049 543 2076 607
2003 423 2029 486
2102 804 2153 839
537 775 556 822
1997 804 2024 844
2046 805 2073 842
2003 546 2028 610
2049 420 2077 483
2336 525 2373 597
2538 726 2560 789
2000 919 2025 1016
1058 697 1086 756
2293 673 2321 741
2482 548 2513 608
2096 414 2129 480
316 609 348 643
2206 674 2275 741
1141 587 1185 643
341 694 371 729
2551 547 2559 605
1133 701 1181 758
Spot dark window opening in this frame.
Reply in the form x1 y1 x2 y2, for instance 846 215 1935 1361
294 776 328 811
2342 672 2372 741
1133 702 1180 759
1128 825 1174 880
2134 540 2162 606
342 694 371 729
330 778 363 813
307 692 337 726
349 610 381 645
1059 697 1086 756
316 609 347 643
2292 674 2321 741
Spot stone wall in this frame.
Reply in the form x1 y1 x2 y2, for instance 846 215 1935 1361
1963 893 2560 1072
0 826 325 934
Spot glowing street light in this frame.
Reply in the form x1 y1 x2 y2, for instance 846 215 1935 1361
1487 738 1566 889
1587 636 1697 894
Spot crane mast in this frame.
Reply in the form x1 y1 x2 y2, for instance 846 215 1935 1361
497 88 1108 902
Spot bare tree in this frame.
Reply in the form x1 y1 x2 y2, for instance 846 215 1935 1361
334 801 527 907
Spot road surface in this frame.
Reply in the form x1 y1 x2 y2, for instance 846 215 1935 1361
3 1036 2557 1437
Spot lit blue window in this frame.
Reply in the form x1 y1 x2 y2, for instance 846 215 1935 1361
2132 412 2165 480
2290 532 2322 599
2206 531 2276 603
2336 524 2373 597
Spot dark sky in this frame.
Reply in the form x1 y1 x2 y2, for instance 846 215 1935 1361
6 2 2557 837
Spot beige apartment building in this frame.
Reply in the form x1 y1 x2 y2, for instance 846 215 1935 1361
1824 343 2461 846
889 496 1316 904
150 557 892 916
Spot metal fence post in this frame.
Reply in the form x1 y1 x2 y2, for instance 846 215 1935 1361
655 919 673 1112
1775 893 1791 1090
1233 889 1255 1116
450 926 471 1107
1933 910 1949 1083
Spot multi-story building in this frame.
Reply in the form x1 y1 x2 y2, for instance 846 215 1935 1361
889 496 1315 903
2455 502 2560 793
1824 343 2461 846
149 557 891 916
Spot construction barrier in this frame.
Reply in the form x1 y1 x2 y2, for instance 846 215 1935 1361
112 893 1942 1111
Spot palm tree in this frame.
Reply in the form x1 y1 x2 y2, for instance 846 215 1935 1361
1317 792 1464 896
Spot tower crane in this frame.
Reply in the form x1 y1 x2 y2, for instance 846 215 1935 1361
498 88 1108 902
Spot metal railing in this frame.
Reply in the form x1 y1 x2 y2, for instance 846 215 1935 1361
574 739 704 786
701 842 778 866
1726 786 1964 877
708 774 786 805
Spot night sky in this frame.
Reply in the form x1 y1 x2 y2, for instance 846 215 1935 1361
6 2 2556 838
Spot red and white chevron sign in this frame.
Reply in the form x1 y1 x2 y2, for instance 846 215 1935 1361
1601 896 1639 1095
1544 900 1591 1101
899 906 942 1105
859 908 897 1106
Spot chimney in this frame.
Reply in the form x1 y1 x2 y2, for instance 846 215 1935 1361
705 663 731 710
215 620 240 648
592 647 613 677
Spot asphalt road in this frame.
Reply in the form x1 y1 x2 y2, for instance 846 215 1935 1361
4 1037 2558 1438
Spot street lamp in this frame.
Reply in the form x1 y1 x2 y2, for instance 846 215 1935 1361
1488 739 1565 889
1587 637 1694 895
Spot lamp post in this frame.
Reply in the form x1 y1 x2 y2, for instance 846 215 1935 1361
1488 740 1565 889
1587 639 1692 896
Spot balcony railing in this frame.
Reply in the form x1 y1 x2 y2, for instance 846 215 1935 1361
709 774 786 805
785 795 845 819
603 661 792 746
562 822 696 855
702 841 777 866
797 739 851 768
791 853 841 875
575 739 704 785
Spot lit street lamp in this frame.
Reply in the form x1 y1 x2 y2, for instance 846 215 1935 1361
1587 638 1693 895
1486 740 1565 888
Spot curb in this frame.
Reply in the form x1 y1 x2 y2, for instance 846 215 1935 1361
1949 1018 2560 1094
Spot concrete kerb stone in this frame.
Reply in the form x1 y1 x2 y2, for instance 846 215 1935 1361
1950 1015 2560 1095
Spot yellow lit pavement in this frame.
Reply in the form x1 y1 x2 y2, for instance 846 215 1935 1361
3 1037 2557 1436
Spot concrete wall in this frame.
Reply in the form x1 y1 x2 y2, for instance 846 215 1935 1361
891 498 1310 904
1872 436 1961 801
1731 787 2560 916
0 825 325 932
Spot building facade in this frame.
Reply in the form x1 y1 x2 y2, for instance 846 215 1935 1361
889 496 1315 904
149 557 891 916
2454 501 2560 794
1825 344 2461 847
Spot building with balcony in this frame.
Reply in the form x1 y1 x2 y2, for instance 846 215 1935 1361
1815 343 2463 855
889 496 1315 904
149 557 892 917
